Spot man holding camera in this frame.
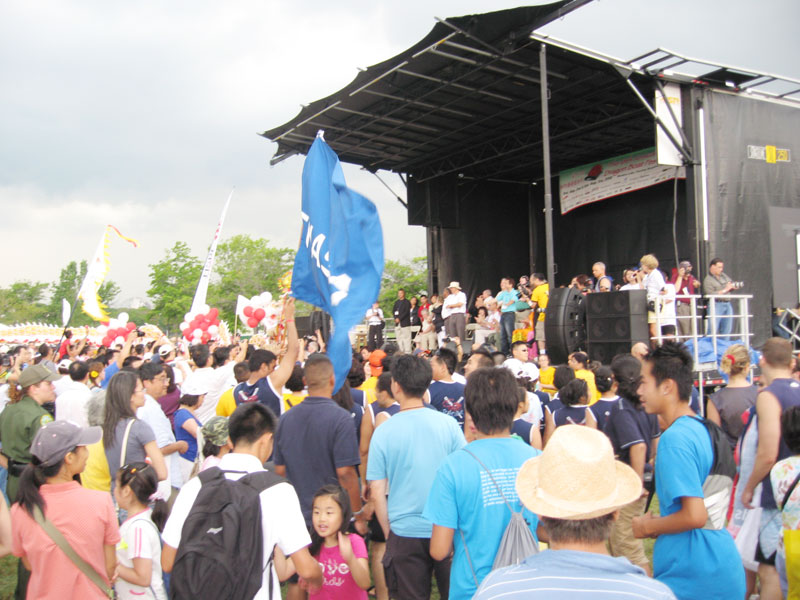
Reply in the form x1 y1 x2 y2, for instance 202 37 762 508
703 258 739 337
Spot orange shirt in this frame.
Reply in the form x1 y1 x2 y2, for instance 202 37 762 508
12 481 120 600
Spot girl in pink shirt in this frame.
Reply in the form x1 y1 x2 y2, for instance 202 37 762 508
277 484 370 599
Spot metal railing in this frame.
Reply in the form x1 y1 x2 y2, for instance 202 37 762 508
651 293 754 413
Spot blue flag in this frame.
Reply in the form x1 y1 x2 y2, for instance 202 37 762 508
292 135 385 392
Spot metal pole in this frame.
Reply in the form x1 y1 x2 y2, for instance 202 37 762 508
540 44 555 286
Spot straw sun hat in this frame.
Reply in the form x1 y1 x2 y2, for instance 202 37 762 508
516 425 642 520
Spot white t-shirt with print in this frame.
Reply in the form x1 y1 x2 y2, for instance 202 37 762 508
115 508 167 600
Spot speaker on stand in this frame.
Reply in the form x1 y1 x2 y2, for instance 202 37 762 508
585 290 649 365
543 287 586 365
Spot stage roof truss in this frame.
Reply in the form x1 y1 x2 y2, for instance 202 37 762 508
263 4 798 185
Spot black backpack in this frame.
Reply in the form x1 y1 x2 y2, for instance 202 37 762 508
170 467 284 600
695 416 737 530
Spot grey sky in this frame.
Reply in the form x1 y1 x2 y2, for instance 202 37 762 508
1 0 797 304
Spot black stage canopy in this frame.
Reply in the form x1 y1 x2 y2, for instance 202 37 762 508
261 0 657 184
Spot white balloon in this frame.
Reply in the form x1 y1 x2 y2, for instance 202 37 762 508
260 291 273 304
184 312 193 322
114 336 125 345
180 321 190 331
208 325 219 335
117 312 129 323
193 328 203 338
201 304 210 314
108 318 120 330
96 325 108 334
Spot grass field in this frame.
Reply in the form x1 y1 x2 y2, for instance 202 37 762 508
1 498 660 599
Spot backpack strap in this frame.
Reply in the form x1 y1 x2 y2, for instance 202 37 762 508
458 446 516 588
462 448 517 515
782 471 800 511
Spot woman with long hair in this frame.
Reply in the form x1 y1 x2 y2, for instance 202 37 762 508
11 421 120 599
102 371 166 491
602 354 660 575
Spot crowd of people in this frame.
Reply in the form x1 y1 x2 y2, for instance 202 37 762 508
0 264 796 600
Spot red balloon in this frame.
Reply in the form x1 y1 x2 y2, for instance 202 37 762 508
201 333 210 344
213 319 220 326
208 308 219 320
247 316 259 328
126 322 136 331
243 306 253 317
254 308 266 320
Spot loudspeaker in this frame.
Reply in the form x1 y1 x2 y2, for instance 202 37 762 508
544 287 586 364
585 290 649 364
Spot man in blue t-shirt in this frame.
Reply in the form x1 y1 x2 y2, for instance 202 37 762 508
367 354 465 600
424 367 541 599
632 341 745 600
425 347 465 427
495 277 519 356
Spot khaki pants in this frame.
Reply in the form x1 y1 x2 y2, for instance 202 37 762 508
608 496 649 569
416 331 438 351
396 326 413 353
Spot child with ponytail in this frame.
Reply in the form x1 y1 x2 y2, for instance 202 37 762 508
113 462 168 599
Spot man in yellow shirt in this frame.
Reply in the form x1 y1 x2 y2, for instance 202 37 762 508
529 273 549 352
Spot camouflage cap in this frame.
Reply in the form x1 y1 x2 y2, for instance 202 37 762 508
201 416 229 446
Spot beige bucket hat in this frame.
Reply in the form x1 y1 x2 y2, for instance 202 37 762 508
516 425 642 520
447 281 461 290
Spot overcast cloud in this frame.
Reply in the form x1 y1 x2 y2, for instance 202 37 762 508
1 0 797 304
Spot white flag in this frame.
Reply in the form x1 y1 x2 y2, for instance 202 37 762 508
61 299 70 327
191 189 234 314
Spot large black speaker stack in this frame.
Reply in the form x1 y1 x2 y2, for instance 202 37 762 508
544 287 586 365
585 290 649 364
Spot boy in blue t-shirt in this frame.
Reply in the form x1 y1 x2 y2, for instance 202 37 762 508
423 366 541 600
632 341 745 600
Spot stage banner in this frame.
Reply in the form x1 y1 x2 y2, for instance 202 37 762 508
292 133 384 393
559 147 685 214
191 189 234 314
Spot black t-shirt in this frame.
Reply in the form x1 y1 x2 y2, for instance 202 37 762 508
432 305 444 332
272 397 360 525
603 397 660 465
393 299 411 326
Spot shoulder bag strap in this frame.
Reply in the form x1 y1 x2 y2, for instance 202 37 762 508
782 471 800 511
119 418 135 468
33 505 114 598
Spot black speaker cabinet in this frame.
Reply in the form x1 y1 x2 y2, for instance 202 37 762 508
544 287 586 365
585 290 649 364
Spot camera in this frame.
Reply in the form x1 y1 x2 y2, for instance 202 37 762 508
1 356 10 367
136 329 145 337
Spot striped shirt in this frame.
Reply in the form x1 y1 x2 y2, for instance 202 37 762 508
474 549 676 599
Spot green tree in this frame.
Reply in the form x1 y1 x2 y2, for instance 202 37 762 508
147 242 202 334
0 280 49 323
378 257 428 319
208 235 295 324
48 261 121 326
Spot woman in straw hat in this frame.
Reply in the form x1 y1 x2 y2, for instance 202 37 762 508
474 425 675 599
